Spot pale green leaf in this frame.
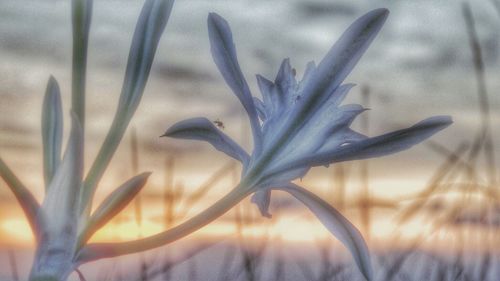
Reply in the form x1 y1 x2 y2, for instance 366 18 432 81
81 0 175 215
42 76 63 189
77 172 151 248
0 157 41 238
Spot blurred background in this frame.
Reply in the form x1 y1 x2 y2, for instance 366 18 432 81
1 0 500 280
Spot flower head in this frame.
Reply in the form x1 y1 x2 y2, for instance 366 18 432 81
164 9 451 281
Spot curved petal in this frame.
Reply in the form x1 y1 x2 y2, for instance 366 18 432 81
269 85 360 169
258 9 387 159
250 190 272 218
274 58 298 109
256 59 299 120
298 9 389 113
271 116 452 174
253 97 267 121
322 116 453 163
319 128 367 153
261 7 387 158
297 60 316 90
275 183 372 281
208 13 262 153
162 117 250 165
256 74 274 114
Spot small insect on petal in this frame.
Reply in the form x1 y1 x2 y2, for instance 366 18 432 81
163 117 250 165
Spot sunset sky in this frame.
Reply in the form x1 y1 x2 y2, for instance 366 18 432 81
0 0 500 255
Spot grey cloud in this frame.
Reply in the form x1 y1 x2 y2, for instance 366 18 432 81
296 1 357 18
154 63 214 82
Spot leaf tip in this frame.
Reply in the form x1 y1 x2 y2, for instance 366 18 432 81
367 8 389 24
207 12 223 25
48 75 57 85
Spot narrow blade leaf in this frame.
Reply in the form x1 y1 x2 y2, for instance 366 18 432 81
118 0 174 120
81 0 174 215
42 113 83 237
277 183 373 281
42 76 63 189
77 172 151 248
0 157 41 238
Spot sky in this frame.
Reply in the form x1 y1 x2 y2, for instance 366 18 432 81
0 0 500 251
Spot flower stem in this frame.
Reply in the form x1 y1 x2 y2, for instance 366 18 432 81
76 183 252 263
71 0 92 130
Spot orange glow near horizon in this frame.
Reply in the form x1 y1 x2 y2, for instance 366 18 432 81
0 154 497 256
2 192 497 256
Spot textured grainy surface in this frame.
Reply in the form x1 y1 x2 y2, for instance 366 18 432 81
0 0 497 169
2 244 500 281
0 1 499 278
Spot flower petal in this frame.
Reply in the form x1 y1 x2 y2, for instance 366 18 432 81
274 58 298 108
324 116 453 163
256 74 274 113
253 97 267 121
162 117 250 165
249 10 388 176
268 84 360 168
300 9 388 108
277 9 388 147
42 76 63 189
299 61 316 87
251 190 272 218
77 172 151 248
208 13 262 154
276 183 372 281
319 128 367 153
274 116 452 173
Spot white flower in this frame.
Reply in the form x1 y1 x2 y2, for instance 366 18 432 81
164 9 452 280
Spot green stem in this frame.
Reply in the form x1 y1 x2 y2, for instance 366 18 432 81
72 0 92 131
80 117 127 215
77 183 252 263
